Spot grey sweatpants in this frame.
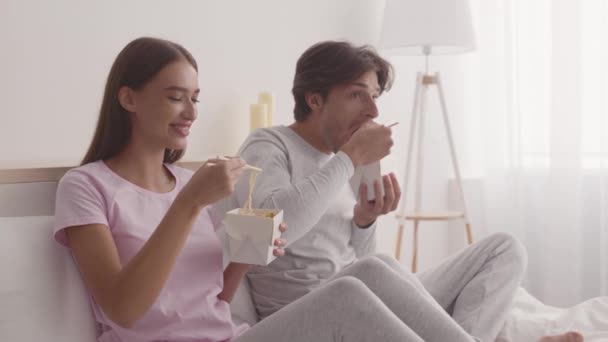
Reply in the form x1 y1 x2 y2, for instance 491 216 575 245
416 232 527 341
234 233 526 342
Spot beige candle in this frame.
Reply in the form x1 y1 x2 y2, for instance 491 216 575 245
257 91 274 126
250 103 268 132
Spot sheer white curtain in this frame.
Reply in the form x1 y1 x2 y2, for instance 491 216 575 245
465 0 608 306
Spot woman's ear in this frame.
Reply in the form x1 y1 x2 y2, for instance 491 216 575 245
118 86 137 113
305 92 324 111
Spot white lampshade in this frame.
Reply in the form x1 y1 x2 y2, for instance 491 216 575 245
379 0 476 55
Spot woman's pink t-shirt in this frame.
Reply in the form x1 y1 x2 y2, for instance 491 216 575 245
53 161 247 342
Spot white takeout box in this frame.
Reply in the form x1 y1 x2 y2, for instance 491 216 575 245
350 161 384 202
224 208 284 265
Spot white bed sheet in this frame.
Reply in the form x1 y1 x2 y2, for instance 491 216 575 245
498 287 608 341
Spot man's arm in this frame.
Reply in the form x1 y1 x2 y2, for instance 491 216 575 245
350 219 377 257
235 139 354 245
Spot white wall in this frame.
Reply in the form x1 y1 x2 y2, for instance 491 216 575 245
0 0 384 166
0 0 471 271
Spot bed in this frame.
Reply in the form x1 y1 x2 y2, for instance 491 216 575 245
1 165 606 341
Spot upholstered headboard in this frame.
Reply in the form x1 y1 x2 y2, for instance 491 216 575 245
0 161 203 217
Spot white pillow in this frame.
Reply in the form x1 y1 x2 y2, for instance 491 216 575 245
0 216 97 342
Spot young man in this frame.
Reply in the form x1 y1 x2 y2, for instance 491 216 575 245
217 41 580 342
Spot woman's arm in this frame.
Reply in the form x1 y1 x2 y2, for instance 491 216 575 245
66 194 201 328
219 263 252 303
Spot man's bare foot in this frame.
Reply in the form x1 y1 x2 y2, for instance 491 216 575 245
538 331 584 342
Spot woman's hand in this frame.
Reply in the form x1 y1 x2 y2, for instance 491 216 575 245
180 157 246 209
273 223 288 256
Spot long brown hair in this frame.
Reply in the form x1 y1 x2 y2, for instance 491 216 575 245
81 37 198 165
292 41 394 122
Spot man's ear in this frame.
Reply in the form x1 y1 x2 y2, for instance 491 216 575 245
305 92 324 111
118 86 137 113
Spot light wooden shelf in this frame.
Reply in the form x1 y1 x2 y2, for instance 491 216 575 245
396 211 464 221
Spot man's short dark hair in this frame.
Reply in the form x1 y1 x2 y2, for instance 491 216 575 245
292 41 394 122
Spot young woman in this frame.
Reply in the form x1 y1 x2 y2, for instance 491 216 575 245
53 37 583 342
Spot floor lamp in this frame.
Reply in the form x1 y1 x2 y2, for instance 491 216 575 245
379 0 477 272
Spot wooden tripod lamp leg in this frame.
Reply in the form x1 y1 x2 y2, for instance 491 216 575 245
465 223 473 245
396 223 405 260
435 73 474 247
395 73 423 261
412 220 419 273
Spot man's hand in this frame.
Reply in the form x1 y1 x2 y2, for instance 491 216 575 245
340 122 393 167
353 173 401 227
